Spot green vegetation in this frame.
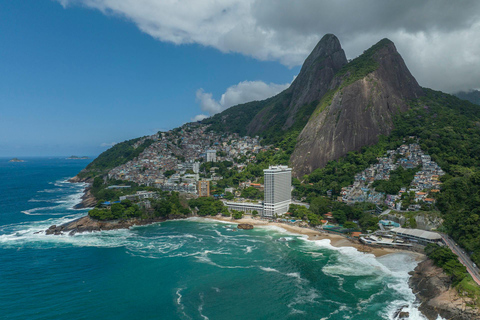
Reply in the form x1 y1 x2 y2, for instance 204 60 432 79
301 136 404 196
188 197 227 216
312 38 392 117
89 200 142 221
455 90 480 106
232 210 243 219
90 177 157 202
372 166 419 195
336 38 392 85
240 187 263 200
152 192 191 217
203 94 283 136
425 244 467 285
425 244 480 306
78 138 153 179
164 170 176 178
301 89 480 265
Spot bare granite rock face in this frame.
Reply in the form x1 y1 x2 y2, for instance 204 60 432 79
73 188 97 209
409 259 480 320
247 34 347 134
291 40 424 177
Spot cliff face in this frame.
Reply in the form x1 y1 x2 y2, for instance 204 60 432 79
247 34 347 134
291 40 423 177
410 259 480 320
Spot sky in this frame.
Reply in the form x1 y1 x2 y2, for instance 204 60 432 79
1 0 479 157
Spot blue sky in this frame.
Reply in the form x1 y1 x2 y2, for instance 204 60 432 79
0 1 298 156
1 0 478 157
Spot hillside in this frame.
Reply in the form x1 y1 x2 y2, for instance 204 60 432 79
455 89 480 105
73 136 154 181
203 33 347 144
73 32 480 270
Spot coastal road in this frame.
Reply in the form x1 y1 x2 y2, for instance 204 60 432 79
441 234 480 286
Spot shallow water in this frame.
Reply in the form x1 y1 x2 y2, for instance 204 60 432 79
0 158 427 319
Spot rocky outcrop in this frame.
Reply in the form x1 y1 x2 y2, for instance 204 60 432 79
73 188 97 209
291 39 424 177
246 34 348 134
68 172 93 183
237 223 254 230
45 214 191 235
410 259 480 320
385 212 443 231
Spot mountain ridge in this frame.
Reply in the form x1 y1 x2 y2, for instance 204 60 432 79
291 38 424 176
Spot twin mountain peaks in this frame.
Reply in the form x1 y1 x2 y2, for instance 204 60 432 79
203 34 424 176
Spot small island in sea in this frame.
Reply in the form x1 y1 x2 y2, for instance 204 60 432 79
8 158 25 162
66 156 89 160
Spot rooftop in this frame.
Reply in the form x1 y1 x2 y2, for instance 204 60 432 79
391 227 442 240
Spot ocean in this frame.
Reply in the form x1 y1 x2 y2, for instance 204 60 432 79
0 157 428 319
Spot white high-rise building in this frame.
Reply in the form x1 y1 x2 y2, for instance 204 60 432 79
263 165 292 217
206 150 217 162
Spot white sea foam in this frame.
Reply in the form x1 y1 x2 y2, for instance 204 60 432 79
298 236 434 320
198 293 209 320
259 266 280 273
175 288 192 320
244 246 253 253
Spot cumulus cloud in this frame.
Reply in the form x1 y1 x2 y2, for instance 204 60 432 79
194 80 290 119
58 0 480 92
100 142 117 147
191 114 209 122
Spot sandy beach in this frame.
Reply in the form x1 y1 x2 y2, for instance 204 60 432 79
205 215 422 258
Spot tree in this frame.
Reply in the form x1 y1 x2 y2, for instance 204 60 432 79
343 221 357 230
111 203 125 219
252 210 259 217
232 211 243 219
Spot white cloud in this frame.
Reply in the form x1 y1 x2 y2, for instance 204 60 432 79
100 142 117 147
58 0 480 92
191 114 209 122
194 80 290 119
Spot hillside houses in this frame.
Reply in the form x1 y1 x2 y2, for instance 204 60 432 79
341 142 445 210
107 124 270 194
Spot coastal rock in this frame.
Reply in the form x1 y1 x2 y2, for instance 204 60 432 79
73 188 97 209
409 259 480 320
45 214 192 235
237 224 254 230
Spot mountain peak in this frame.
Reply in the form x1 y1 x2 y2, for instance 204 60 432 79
291 37 424 176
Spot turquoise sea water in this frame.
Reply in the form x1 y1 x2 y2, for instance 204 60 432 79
0 158 427 319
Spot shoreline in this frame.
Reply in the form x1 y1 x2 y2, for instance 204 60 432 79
203 215 426 259
66 177 423 260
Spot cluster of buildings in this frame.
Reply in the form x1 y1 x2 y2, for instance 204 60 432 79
223 165 295 217
107 123 269 195
340 143 445 210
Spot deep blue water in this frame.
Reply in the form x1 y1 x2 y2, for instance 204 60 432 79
0 158 427 319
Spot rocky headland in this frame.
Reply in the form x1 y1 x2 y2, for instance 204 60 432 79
45 214 192 236
68 174 97 209
409 259 480 320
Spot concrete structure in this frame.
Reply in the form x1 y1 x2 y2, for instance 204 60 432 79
206 150 217 162
119 191 157 201
198 180 210 197
390 227 443 245
223 201 263 215
182 161 200 174
263 165 292 217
